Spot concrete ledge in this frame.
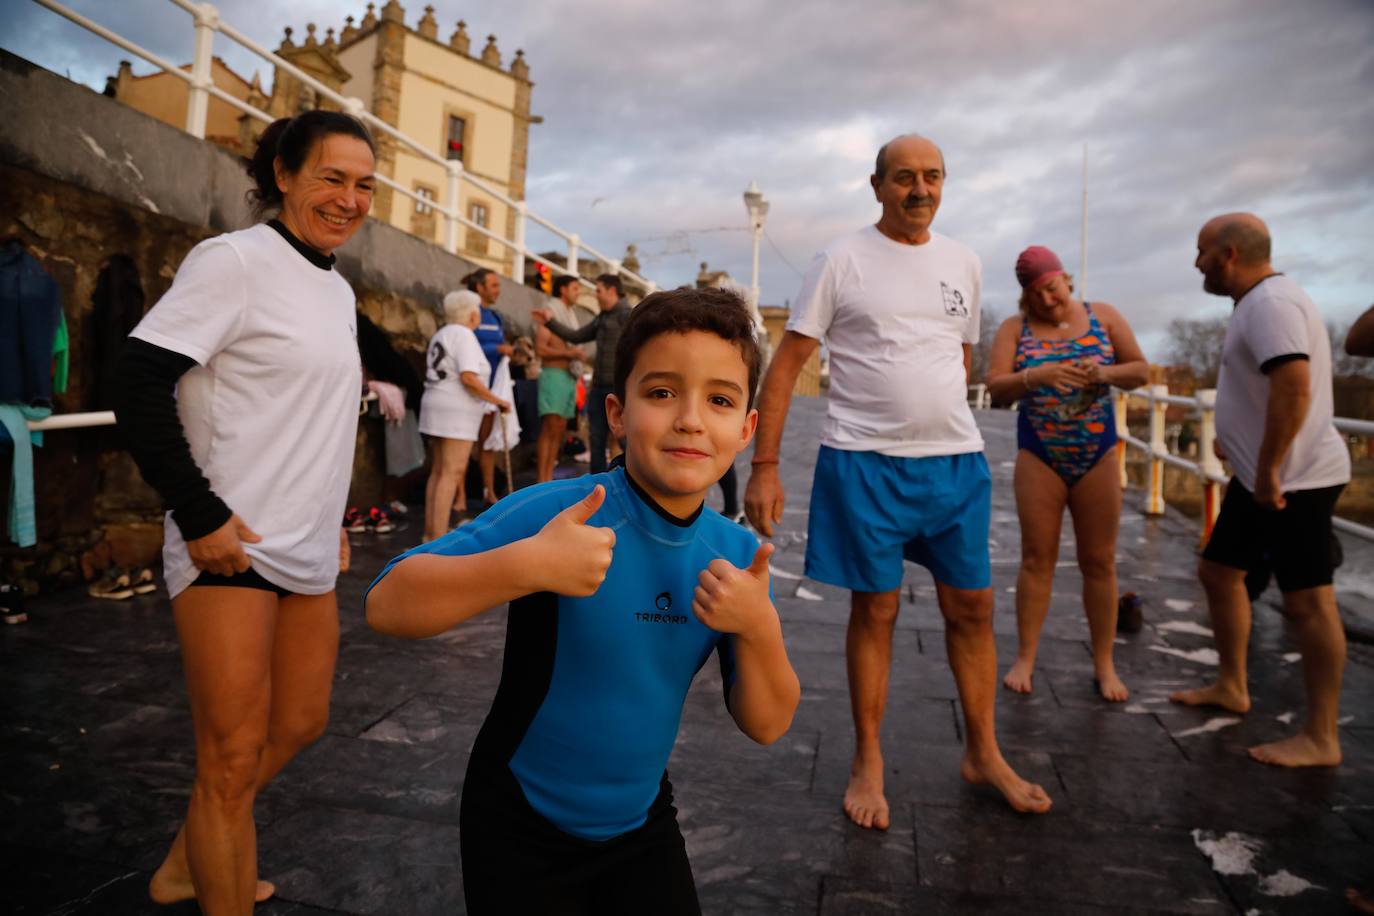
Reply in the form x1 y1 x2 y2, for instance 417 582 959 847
0 48 545 333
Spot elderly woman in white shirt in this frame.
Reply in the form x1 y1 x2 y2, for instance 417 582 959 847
420 289 510 540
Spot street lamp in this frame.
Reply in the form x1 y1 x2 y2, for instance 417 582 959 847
742 180 769 325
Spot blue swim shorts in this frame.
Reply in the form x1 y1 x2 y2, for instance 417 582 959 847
804 446 992 593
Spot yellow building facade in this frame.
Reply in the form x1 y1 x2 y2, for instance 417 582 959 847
330 1 536 276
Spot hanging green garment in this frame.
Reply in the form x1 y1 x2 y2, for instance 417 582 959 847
52 312 69 394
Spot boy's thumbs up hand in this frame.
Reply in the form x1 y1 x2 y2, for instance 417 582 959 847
532 485 616 596
692 542 778 639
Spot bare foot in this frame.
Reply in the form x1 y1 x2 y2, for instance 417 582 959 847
961 750 1052 814
1002 659 1034 694
1347 887 1374 915
148 829 276 905
1248 732 1341 768
1169 681 1250 714
842 755 890 830
1094 669 1129 703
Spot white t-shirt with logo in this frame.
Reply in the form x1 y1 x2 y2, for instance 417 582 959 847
1215 274 1350 493
786 226 983 457
131 223 362 597
419 323 490 439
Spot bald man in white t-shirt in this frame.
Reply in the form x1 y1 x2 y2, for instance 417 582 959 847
745 135 1052 828
1172 213 1351 769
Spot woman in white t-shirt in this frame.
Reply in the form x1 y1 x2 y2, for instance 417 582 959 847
420 289 510 539
115 111 374 912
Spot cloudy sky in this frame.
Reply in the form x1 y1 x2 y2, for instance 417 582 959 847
5 0 1373 357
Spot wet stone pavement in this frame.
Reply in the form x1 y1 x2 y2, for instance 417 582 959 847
5 401 1373 915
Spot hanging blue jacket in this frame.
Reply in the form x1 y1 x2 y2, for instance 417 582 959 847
0 241 62 407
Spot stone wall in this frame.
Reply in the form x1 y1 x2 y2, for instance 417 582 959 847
0 49 552 593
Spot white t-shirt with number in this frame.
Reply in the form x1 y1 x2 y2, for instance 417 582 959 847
130 223 362 598
1215 274 1350 493
786 225 983 457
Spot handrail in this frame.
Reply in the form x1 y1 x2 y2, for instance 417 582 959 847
29 0 658 295
1112 384 1374 544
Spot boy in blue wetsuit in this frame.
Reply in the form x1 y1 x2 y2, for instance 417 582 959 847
366 287 801 915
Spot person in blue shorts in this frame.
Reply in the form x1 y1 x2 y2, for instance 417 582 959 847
746 134 1053 829
366 286 801 915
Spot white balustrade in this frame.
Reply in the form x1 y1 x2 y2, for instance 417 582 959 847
29 0 657 293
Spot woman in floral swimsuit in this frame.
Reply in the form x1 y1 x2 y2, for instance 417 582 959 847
985 246 1149 702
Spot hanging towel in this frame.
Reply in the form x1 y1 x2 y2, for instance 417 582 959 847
52 312 69 394
384 408 426 477
0 404 51 547
482 356 521 453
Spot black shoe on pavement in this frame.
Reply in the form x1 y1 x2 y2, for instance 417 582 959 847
1 583 27 624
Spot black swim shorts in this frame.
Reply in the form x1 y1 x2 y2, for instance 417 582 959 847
1202 479 1346 593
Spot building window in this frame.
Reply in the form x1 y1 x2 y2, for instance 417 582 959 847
446 115 466 161
414 185 435 215
466 200 490 255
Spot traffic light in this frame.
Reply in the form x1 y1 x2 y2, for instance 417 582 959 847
537 263 552 295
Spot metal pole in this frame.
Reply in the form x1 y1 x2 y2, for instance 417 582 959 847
512 202 527 283
567 234 580 279
185 2 217 138
444 160 462 254
750 219 762 312
1114 389 1130 488
1145 383 1168 516
1079 143 1089 301
1197 388 1224 542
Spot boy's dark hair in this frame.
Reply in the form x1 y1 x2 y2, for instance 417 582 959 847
244 111 375 218
613 287 763 409
551 274 579 298
464 268 496 293
595 273 624 296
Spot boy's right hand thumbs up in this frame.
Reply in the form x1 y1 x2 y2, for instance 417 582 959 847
533 484 616 596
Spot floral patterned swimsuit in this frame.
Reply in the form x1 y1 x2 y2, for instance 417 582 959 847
1014 303 1117 487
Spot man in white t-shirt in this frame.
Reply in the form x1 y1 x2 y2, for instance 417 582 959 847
745 134 1052 828
1172 212 1352 768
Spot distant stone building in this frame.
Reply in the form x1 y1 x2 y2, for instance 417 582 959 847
328 1 536 277
104 56 261 157
105 1 537 277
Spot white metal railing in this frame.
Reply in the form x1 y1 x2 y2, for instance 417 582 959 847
30 0 655 295
1114 385 1374 544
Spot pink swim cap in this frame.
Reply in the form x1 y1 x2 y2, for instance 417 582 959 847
1015 246 1065 289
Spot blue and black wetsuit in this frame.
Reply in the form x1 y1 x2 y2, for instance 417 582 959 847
368 465 763 914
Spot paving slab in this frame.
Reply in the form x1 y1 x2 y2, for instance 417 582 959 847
6 401 1372 914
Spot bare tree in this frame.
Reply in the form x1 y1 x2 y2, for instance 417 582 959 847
970 306 1001 383
1329 320 1374 379
1166 316 1229 385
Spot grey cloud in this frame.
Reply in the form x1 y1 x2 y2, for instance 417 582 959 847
5 0 1371 344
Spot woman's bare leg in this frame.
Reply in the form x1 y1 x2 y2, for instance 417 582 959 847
1067 453 1129 701
151 590 339 905
1004 451 1068 694
148 586 275 915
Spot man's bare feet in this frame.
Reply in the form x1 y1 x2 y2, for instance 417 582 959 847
1002 659 1034 694
1094 669 1129 703
148 829 275 905
843 755 890 830
1248 732 1341 768
1169 681 1250 714
961 749 1052 814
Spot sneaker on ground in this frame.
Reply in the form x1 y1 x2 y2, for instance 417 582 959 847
1 583 27 625
387 499 409 516
343 507 367 533
367 506 395 534
130 567 157 595
89 568 135 601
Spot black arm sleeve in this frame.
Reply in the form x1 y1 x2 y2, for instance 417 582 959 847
545 313 600 344
113 338 233 541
